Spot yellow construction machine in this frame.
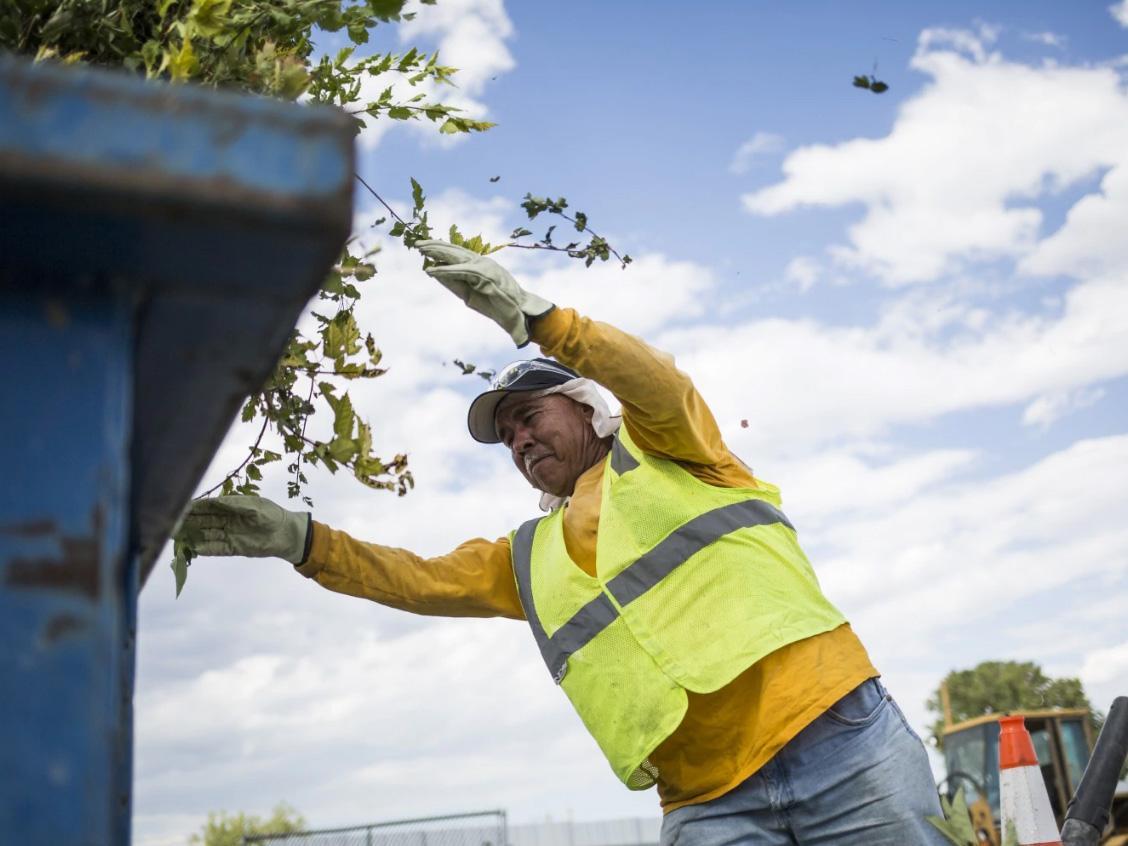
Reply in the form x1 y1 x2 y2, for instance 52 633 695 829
939 706 1128 845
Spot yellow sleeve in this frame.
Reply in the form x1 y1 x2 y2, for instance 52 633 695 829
532 308 756 486
295 521 525 620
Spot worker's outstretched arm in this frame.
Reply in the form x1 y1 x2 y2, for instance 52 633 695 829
296 522 523 618
175 495 524 619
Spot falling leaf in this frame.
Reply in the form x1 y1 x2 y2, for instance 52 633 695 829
489 175 501 182
740 419 749 428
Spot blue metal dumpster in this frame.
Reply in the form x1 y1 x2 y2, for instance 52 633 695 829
0 54 354 844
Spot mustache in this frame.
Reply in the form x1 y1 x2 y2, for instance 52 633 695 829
524 452 552 473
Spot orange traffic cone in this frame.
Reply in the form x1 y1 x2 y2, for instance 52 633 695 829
999 715 1062 846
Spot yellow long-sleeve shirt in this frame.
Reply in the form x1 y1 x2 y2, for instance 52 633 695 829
297 307 876 812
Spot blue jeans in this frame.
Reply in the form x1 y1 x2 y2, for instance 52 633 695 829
659 679 948 845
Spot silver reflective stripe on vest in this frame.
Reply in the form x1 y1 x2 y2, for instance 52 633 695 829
610 435 640 475
606 498 794 606
513 518 618 684
512 519 557 675
513 497 795 683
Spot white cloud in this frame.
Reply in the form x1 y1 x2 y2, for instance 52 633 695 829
354 0 516 150
917 22 1000 64
774 446 978 528
400 0 515 93
1021 164 1128 278
1021 386 1105 429
1080 641 1128 686
1111 0 1128 28
658 274 1128 456
783 255 820 291
1022 31 1067 49
729 131 784 174
811 435 1128 664
742 28 1128 285
1077 638 1128 719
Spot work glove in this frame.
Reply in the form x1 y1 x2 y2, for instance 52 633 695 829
416 239 554 347
174 495 311 565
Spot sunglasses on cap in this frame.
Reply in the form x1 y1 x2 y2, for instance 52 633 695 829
490 358 579 390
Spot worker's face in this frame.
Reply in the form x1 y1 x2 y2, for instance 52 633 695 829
495 393 602 497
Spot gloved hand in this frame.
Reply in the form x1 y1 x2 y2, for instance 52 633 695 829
174 495 311 565
416 239 554 347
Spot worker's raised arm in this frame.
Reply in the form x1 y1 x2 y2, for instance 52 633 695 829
414 239 749 476
532 308 743 473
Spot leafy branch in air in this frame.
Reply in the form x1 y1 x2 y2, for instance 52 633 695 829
511 194 632 268
852 62 889 94
451 360 496 382
1 0 631 592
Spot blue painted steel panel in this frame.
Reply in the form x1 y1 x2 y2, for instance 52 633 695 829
0 53 355 581
0 289 135 844
0 53 354 845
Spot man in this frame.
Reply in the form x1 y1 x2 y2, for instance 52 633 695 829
179 241 946 844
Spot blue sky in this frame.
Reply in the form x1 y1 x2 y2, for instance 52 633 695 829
133 3 1128 843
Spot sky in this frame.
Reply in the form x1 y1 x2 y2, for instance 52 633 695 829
133 2 1128 843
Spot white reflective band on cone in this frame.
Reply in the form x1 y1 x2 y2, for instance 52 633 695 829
1000 765 1062 846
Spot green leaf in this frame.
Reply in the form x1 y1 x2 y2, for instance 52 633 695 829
324 311 362 360
327 437 357 462
330 392 355 438
925 815 968 846
190 0 231 38
171 540 192 598
246 463 262 481
573 211 588 231
277 61 310 99
365 335 382 366
168 37 198 81
925 787 978 846
387 106 412 120
410 177 425 212
140 40 162 73
241 398 257 422
396 47 419 71
347 20 369 44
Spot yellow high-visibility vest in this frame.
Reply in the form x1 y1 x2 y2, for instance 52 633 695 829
510 426 847 788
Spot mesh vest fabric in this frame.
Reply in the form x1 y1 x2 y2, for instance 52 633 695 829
510 427 848 788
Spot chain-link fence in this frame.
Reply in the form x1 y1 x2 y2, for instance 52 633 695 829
243 810 508 846
242 812 660 846
508 816 659 846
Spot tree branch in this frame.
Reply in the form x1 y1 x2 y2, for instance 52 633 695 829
194 409 270 499
355 174 408 226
